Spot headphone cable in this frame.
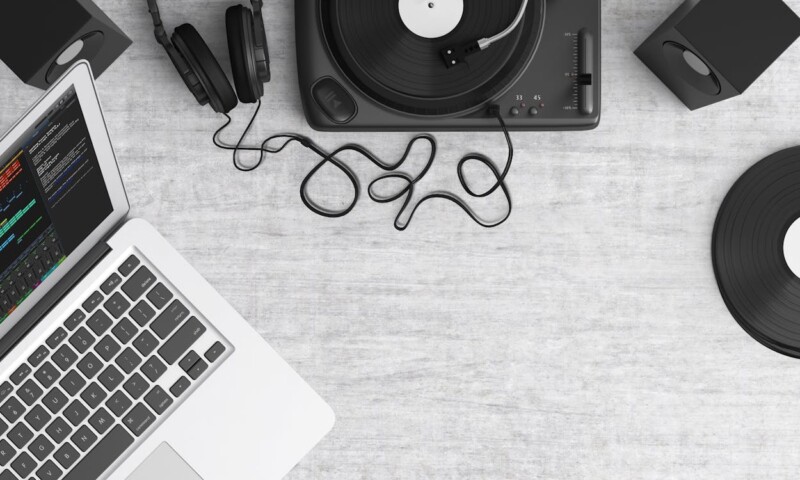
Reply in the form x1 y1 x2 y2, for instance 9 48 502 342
212 100 514 230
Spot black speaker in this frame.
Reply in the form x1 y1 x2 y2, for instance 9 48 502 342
0 0 131 89
635 0 800 110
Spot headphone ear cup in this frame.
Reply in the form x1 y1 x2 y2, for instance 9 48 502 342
163 42 210 107
172 23 239 114
226 5 262 103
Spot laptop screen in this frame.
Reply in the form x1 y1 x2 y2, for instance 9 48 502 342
0 86 112 325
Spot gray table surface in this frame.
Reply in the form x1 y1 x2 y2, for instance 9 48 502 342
2 0 800 478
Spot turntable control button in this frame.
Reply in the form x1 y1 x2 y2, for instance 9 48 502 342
311 78 356 124
509 107 520 116
528 107 539 116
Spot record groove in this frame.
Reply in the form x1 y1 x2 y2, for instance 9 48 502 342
320 0 545 116
713 147 800 357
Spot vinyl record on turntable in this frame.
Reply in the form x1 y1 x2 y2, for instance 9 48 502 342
319 0 545 116
713 147 800 357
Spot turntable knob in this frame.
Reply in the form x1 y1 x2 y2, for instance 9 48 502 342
578 29 595 116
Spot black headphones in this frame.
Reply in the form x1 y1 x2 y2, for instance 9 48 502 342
146 0 270 114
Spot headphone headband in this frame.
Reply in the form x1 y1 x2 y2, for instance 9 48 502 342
146 0 170 46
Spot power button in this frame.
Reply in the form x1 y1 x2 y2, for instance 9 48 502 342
311 77 357 124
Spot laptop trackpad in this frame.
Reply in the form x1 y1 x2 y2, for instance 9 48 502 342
126 443 204 480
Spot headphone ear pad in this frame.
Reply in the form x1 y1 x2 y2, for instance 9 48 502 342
172 23 238 114
226 5 262 103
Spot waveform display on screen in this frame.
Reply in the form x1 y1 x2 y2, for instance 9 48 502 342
0 151 53 299
0 156 22 192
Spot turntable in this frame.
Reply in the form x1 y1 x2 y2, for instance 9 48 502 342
295 0 601 131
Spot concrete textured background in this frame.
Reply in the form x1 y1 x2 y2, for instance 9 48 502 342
2 0 800 478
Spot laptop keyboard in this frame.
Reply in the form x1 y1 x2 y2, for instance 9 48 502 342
0 253 230 480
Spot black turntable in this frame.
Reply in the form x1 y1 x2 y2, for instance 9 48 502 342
295 0 601 131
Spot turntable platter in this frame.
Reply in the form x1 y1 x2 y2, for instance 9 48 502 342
321 0 545 116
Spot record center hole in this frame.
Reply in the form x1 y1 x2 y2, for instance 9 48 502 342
783 218 800 278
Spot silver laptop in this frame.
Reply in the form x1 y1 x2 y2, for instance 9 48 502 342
0 61 334 480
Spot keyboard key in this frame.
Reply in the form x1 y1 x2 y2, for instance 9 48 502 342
80 382 107 409
27 434 54 460
77 352 102 379
18 379 43 405
146 283 173 310
63 400 89 426
8 423 33 448
36 459 62 480
0 381 13 403
41 388 68 414
45 328 67 349
129 301 155 327
179 351 200 372
59 371 86 397
103 292 130 319
106 391 132 417
169 377 191 398
151 300 190 339
122 266 156 301
188 358 208 380
53 442 79 470
0 417 6 436
115 347 142 374
123 373 149 400
122 403 155 437
0 471 14 480
11 451 35 477
45 417 71 444
52 345 78 371
24 405 51 431
82 291 104 313
62 425 133 480
118 255 140 277
111 317 137 344
70 425 97 452
0 439 15 466
205 341 226 363
159 317 206 365
10 364 31 385
133 330 158 356
64 309 86 331
100 273 122 295
88 407 113 435
68 327 95 354
86 310 113 336
1 396 25 423
98 365 124 391
144 386 173 415
34 362 60 389
94 334 122 361
141 356 167 382
27 346 49 368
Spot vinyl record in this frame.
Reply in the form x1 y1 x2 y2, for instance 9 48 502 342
713 147 800 357
320 0 545 116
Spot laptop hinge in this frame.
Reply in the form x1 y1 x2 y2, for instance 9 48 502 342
0 241 112 360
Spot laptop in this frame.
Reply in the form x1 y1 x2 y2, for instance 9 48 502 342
0 61 334 480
